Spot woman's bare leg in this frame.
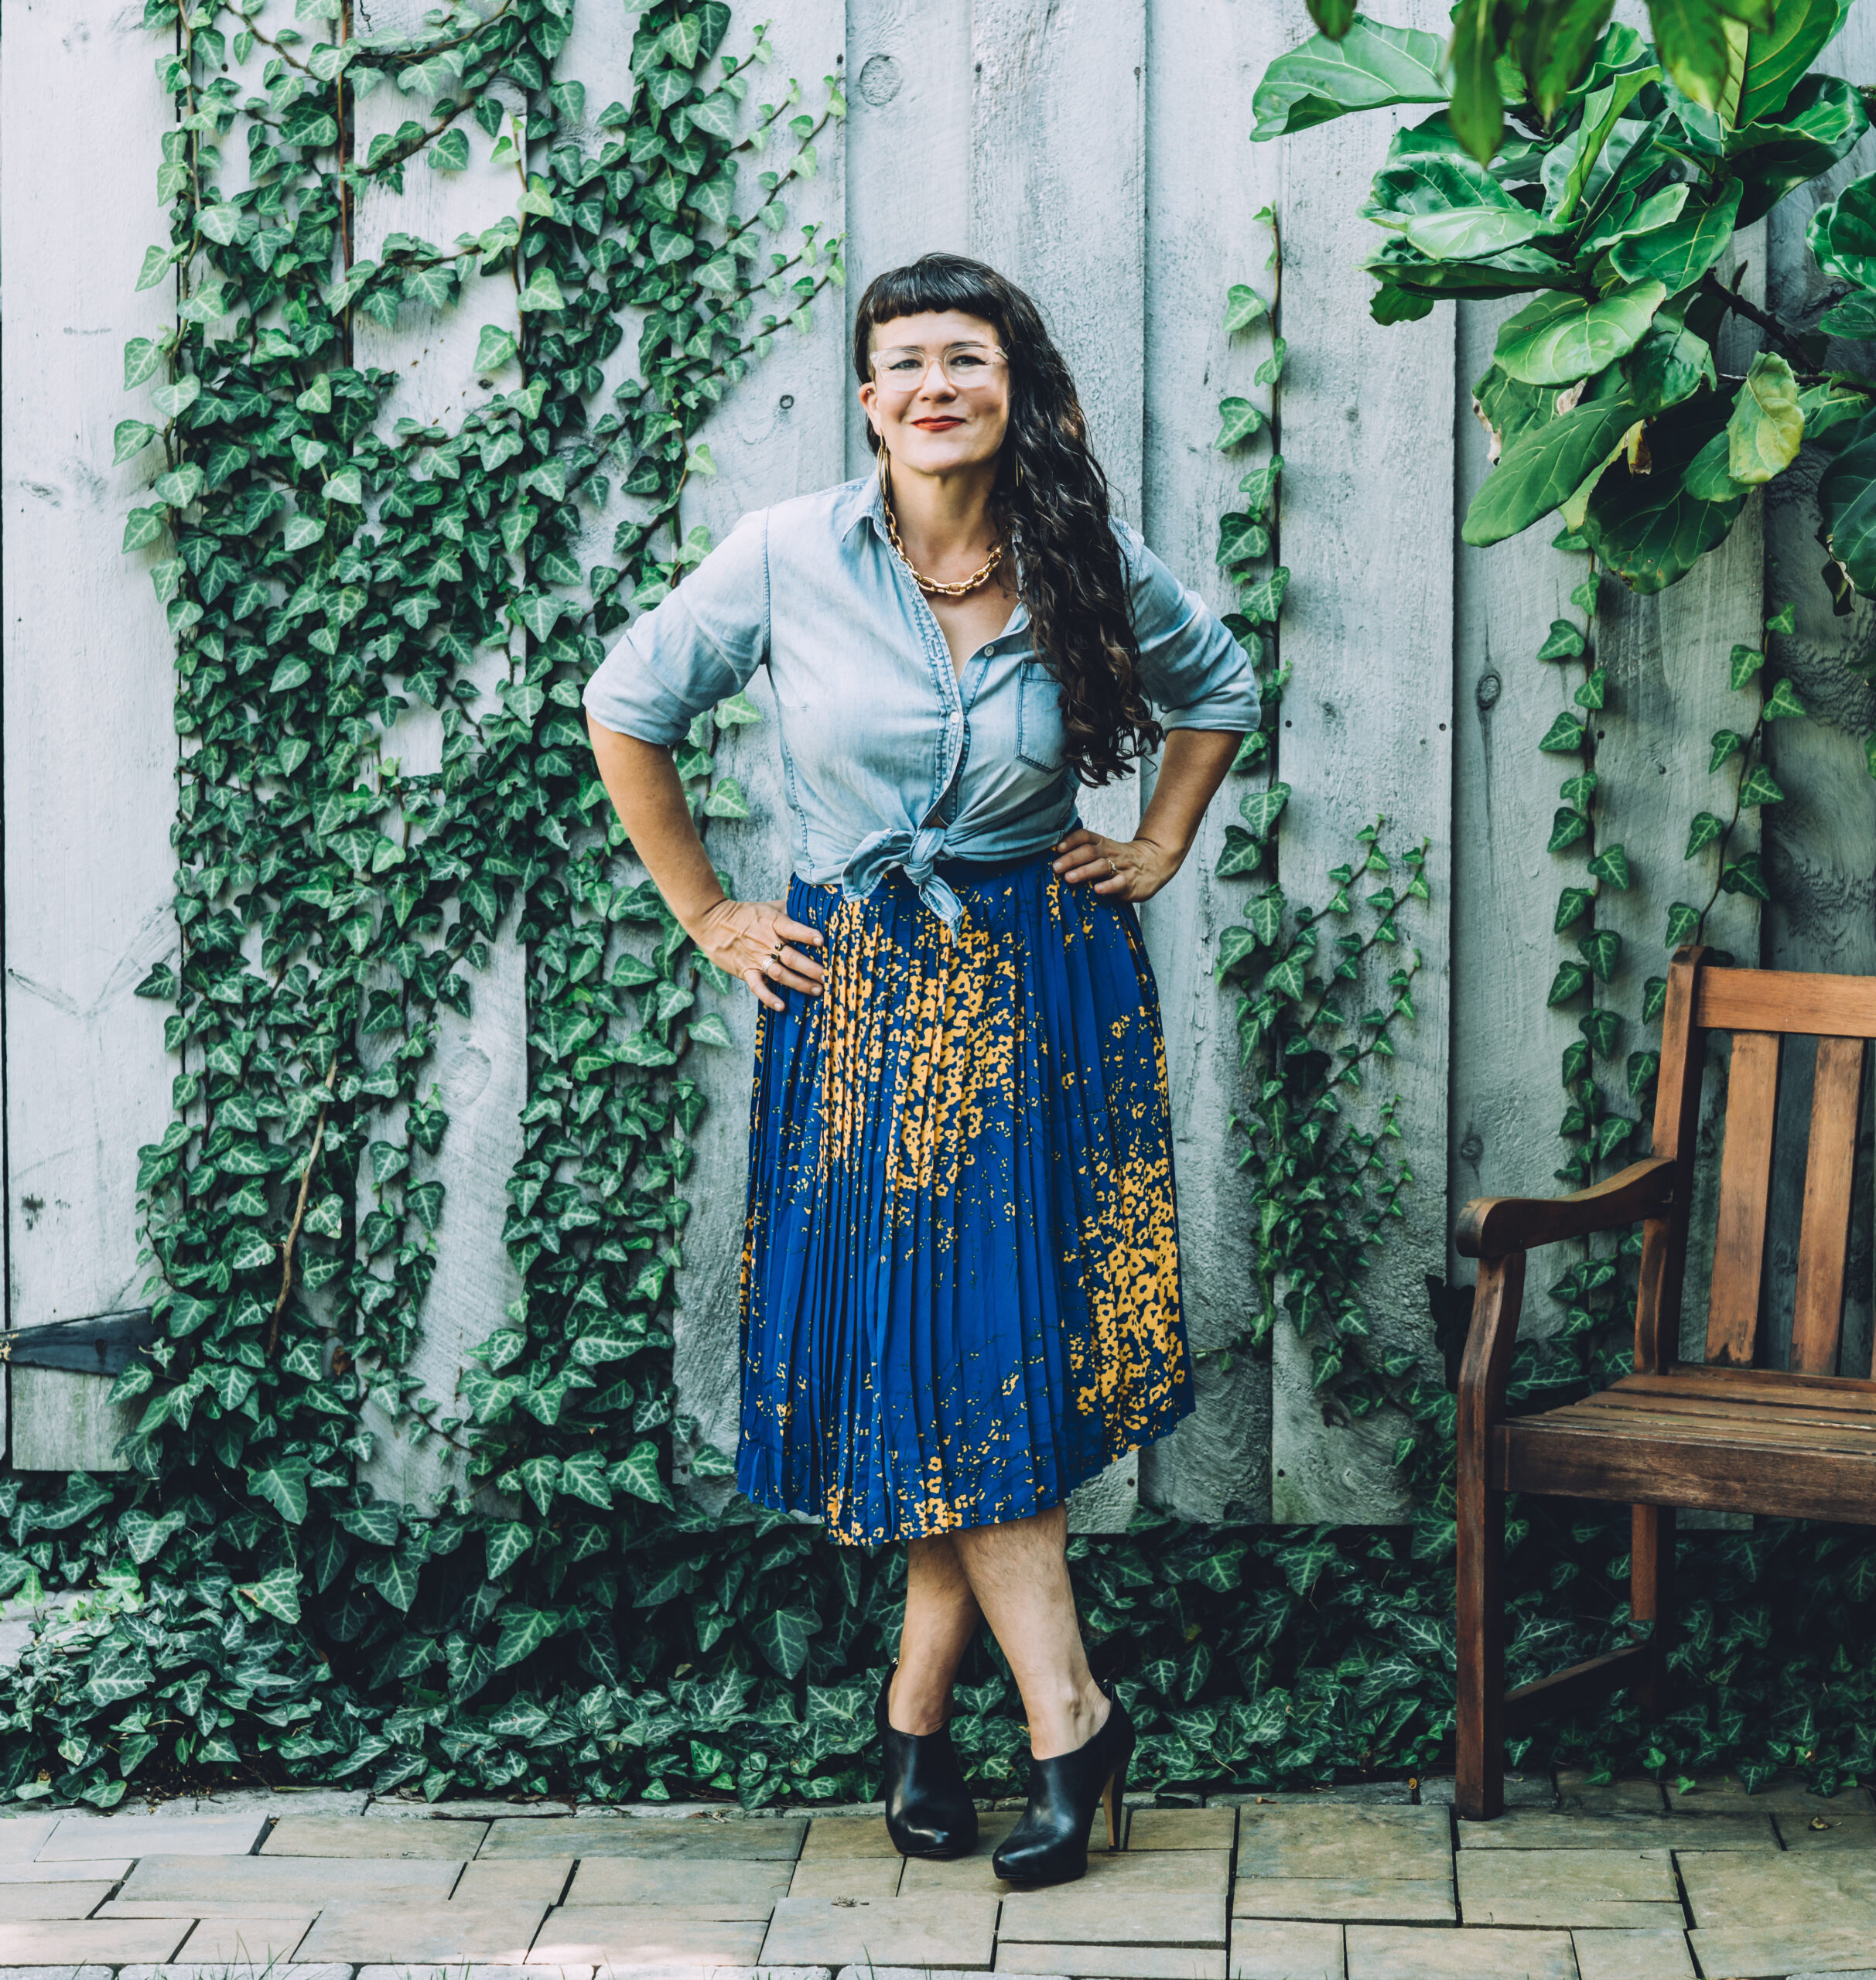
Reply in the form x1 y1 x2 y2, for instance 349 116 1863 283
952 1507 1107 1759
891 1534 984 1734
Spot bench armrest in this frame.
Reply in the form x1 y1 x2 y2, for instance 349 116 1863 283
1455 1156 1675 1261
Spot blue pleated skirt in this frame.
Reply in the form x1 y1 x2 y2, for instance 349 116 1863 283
736 845 1193 1545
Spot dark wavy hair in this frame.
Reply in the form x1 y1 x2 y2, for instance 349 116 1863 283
852 253 1160 786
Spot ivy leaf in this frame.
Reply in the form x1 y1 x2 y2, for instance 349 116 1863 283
1666 900 1703 946
1216 825 1265 879
234 1567 302 1625
1239 783 1291 840
1215 397 1266 449
1547 961 1591 1006
486 1522 533 1579
750 1606 817 1679
246 1456 310 1525
1535 619 1584 661
1224 284 1269 331
610 1439 674 1507
516 265 566 312
1729 644 1765 690
1685 811 1727 859
1538 712 1587 754
1762 676 1807 720
1578 927 1621 982
1246 886 1287 947
1721 852 1772 900
1738 764 1785 807
492 1607 556 1671
1710 729 1746 772
1587 844 1630 890
1548 804 1591 853
516 1456 561 1517
114 420 159 465
1218 514 1270 567
473 324 518 373
1554 886 1594 932
1642 975 1670 1023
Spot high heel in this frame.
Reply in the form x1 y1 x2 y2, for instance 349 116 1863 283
992 1680 1135 1886
876 1668 977 1860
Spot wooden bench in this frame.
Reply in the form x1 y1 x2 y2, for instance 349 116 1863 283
1453 949 1874 1821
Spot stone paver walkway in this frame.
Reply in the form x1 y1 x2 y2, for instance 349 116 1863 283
2 1769 1873 1979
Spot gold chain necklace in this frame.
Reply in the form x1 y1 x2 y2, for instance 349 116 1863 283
881 491 1005 599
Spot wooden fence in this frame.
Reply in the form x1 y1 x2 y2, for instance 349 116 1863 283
5 0 1874 1528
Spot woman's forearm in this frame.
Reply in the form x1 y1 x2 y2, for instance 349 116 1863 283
1137 728 1242 865
586 717 728 938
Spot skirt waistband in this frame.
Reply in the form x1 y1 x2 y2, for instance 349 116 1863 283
798 844 1058 895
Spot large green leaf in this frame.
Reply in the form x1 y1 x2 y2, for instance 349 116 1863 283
1546 63 1659 221
1738 0 1848 126
1818 411 1876 592
1448 0 1504 165
1522 0 1623 121
1365 238 1577 302
1621 310 1718 416
1463 394 1640 546
1493 282 1666 386
1810 170 1876 288
1249 17 1447 140
1649 0 1734 112
1365 154 1550 262
1726 74 1868 224
1608 180 1742 288
1725 351 1804 483
1580 396 1745 591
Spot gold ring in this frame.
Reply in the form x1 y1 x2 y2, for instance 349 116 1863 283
1107 856 1118 876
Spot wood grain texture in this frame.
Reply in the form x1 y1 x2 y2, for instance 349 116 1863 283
1791 1036 1867 1373
1456 1157 1674 1261
1269 0 1454 1522
1764 0 1876 1381
971 0 1144 855
842 0 972 476
1590 224 1765 1379
1634 951 1706 1374
1132 0 1290 1521
352 1 528 1514
1450 293 1592 1339
1705 1030 1781 1367
1697 968 1876 1037
665 0 849 1489
3 0 180 1466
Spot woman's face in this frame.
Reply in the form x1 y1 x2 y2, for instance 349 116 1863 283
860 309 1010 479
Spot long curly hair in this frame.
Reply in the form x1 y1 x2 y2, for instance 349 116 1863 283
852 253 1161 787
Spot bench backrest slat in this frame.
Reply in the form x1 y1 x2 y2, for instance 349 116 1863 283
1790 1036 1869 1375
1703 1030 1782 1369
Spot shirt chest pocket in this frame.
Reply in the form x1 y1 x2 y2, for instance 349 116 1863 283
1016 660 1065 772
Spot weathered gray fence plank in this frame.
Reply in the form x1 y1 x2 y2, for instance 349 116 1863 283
1266 0 1455 1522
666 0 849 1482
1133 0 1288 1523
1449 298 1589 1337
2 2 179 1468
1762 2 1876 1378
350 2 529 1514
842 0 973 475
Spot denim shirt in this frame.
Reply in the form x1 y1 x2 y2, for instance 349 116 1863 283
582 473 1259 931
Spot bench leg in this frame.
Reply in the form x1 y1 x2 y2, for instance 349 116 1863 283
1632 1504 1675 1715
1455 1459 1505 1821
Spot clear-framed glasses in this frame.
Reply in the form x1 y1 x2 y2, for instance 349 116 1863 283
868 342 1008 394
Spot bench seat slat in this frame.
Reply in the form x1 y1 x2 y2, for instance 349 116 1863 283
1496 1420 1876 1523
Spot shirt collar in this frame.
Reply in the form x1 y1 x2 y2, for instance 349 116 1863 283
835 470 888 544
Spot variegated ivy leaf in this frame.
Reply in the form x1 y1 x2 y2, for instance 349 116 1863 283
1710 728 1747 772
1684 811 1727 859
1214 396 1266 449
1224 283 1268 333
1762 677 1807 720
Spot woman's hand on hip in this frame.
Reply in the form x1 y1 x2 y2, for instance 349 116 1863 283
1051 828 1181 903
695 898 825 1010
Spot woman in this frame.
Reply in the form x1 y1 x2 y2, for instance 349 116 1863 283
584 253 1257 1885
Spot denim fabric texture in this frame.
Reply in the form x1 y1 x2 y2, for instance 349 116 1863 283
581 473 1259 930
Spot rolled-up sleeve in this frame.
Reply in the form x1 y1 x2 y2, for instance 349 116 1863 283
583 507 770 745
1119 522 1260 733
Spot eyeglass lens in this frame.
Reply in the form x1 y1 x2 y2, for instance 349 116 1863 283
871 345 1006 390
